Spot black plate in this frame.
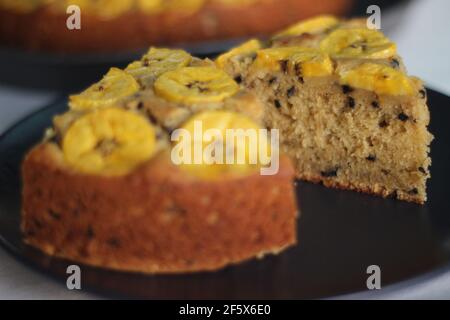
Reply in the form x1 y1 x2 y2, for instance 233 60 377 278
0 0 411 92
0 90 449 299
0 39 242 92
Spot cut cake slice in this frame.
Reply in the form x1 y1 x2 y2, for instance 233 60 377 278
217 15 433 204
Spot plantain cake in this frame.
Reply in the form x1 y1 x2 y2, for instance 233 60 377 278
21 48 298 273
0 0 351 52
217 15 433 204
21 15 433 275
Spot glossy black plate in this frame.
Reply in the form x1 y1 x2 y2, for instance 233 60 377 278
0 39 241 92
0 90 449 299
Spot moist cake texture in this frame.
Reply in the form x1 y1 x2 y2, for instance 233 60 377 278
217 16 433 204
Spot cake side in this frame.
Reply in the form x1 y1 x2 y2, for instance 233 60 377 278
22 144 297 273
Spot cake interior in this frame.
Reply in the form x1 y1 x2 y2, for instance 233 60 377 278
219 18 433 204
245 70 431 203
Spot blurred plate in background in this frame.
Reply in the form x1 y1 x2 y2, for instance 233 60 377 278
0 39 242 92
0 0 410 92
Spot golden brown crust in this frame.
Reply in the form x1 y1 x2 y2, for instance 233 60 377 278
21 143 298 273
0 0 351 52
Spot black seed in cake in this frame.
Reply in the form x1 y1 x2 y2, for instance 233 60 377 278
294 63 302 76
294 63 304 83
234 75 243 84
371 101 380 108
287 86 296 98
379 120 389 128
366 155 377 162
279 60 288 73
321 168 339 177
398 112 409 121
268 77 277 84
348 96 356 108
147 112 158 125
274 100 282 109
342 85 353 94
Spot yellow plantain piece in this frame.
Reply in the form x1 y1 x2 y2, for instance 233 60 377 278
125 47 192 83
320 28 397 59
338 62 415 96
69 68 140 111
273 15 339 39
154 66 240 104
215 39 262 69
173 110 271 179
253 46 333 77
63 108 156 176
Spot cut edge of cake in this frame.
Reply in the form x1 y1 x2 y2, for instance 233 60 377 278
217 15 433 204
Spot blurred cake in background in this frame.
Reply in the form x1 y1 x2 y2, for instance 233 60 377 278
0 0 351 53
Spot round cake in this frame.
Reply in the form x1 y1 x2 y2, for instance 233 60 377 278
21 48 299 273
0 0 351 52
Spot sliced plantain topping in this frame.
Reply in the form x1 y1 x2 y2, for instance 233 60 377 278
320 28 397 59
62 108 156 176
338 62 414 96
215 39 262 69
154 66 240 105
69 68 140 111
173 110 270 179
253 47 333 77
125 47 192 84
273 15 339 39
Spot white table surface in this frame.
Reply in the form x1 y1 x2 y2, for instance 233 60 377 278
0 0 449 299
